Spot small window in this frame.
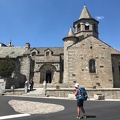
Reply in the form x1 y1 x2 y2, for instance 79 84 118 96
89 59 96 73
46 51 49 56
32 52 36 56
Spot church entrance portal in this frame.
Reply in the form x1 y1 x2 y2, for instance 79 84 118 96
39 64 56 84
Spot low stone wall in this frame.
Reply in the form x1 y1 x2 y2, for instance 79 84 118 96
46 88 120 99
46 88 73 97
1 88 25 95
87 88 120 99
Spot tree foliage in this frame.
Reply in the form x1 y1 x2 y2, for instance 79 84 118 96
0 56 16 78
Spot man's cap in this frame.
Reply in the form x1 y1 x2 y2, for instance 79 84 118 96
74 83 79 88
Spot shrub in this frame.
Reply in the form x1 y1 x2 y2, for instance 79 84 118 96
0 56 16 78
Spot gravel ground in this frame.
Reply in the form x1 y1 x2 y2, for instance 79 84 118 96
8 100 65 114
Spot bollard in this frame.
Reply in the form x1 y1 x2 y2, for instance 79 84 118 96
43 80 47 95
25 81 28 93
11 85 15 94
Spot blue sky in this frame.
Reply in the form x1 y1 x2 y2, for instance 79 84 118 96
0 0 120 50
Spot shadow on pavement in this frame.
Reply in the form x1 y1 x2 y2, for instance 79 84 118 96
86 115 96 119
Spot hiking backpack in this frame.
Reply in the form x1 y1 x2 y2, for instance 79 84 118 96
77 86 88 101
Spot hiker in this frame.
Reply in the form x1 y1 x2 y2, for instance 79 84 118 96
74 83 86 119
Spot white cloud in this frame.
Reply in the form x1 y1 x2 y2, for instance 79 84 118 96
95 16 104 20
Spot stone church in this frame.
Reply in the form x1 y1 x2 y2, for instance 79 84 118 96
0 5 120 88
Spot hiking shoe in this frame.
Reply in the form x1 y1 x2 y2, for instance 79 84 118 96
82 115 87 119
76 116 81 119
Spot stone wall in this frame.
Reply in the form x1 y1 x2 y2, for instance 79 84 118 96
19 56 31 81
46 88 120 99
6 71 27 89
63 36 117 88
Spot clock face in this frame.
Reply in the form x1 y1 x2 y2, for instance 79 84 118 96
85 22 89 26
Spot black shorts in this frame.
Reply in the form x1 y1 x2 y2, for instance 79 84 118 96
77 100 84 107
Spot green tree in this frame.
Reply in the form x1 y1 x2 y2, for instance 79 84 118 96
0 56 16 77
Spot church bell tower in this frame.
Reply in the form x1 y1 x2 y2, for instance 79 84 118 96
73 5 99 39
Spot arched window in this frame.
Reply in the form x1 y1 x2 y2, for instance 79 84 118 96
85 22 89 30
46 51 49 56
32 52 36 56
77 24 80 32
89 59 96 73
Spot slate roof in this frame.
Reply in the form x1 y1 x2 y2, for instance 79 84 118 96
66 28 75 37
0 42 7 47
0 46 64 58
24 47 64 55
0 47 26 58
79 5 92 19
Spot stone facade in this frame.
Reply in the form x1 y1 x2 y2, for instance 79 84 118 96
0 5 120 88
63 6 120 88
26 47 64 86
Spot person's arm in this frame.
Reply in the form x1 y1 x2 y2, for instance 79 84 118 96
74 89 79 96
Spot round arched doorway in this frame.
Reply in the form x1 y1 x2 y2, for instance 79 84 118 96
39 64 56 83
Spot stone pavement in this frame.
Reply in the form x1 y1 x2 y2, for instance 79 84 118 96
9 99 65 114
25 88 44 96
1 95 120 120
1 88 120 120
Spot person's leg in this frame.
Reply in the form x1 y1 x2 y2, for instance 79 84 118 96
30 85 32 91
81 106 85 115
81 107 86 118
31 84 33 90
77 106 80 117
76 100 81 119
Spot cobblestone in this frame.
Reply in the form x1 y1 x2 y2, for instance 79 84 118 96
8 100 64 114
